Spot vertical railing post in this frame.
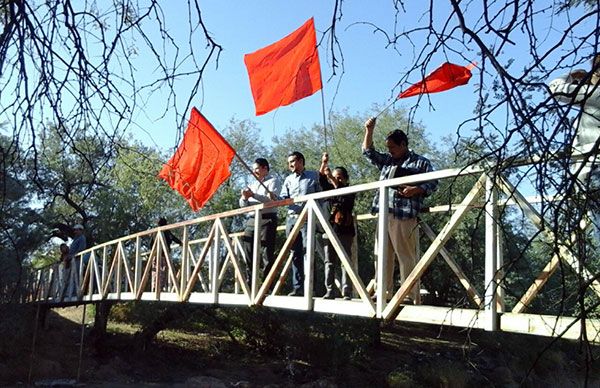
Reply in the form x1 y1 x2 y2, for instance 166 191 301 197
305 202 316 309
211 223 220 304
485 173 499 331
116 244 122 299
134 237 141 295
101 246 108 296
155 232 162 299
496 227 505 312
376 185 389 318
251 208 261 301
180 226 189 301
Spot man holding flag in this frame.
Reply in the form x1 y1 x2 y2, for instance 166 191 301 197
362 117 437 304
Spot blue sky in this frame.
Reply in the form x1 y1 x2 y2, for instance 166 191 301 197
132 1 485 151
122 1 595 167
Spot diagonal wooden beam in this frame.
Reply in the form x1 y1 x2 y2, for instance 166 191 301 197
383 173 487 321
498 177 600 308
157 232 180 295
215 219 251 300
420 222 483 308
101 245 120 297
255 206 308 304
136 237 159 300
272 254 293 296
309 200 375 315
182 224 217 301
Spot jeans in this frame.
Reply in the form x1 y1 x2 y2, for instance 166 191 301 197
242 214 277 282
286 215 307 292
323 232 353 296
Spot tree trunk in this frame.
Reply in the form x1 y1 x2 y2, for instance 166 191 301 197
134 305 185 350
91 301 113 338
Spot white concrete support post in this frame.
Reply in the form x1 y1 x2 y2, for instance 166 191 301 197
134 236 141 295
180 226 189 301
484 174 499 331
211 224 220 304
305 203 316 309
376 187 389 318
251 208 261 301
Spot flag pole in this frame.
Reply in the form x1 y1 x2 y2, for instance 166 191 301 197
233 152 279 200
319 77 328 154
375 98 397 118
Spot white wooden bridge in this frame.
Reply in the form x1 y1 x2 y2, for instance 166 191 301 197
27 159 600 342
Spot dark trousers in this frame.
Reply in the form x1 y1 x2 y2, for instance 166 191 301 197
242 214 277 282
324 232 353 296
286 215 307 292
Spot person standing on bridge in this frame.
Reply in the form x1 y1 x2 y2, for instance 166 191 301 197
65 223 87 297
362 118 437 304
154 217 182 291
319 152 356 300
280 151 321 297
239 158 281 283
548 54 600 242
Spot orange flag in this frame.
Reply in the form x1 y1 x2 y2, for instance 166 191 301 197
398 62 475 98
159 108 235 211
244 17 322 116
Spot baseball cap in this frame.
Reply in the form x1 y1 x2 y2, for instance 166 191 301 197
73 224 84 230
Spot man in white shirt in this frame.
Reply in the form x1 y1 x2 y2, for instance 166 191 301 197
239 158 282 282
548 54 600 241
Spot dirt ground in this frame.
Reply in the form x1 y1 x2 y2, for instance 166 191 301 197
1 304 599 387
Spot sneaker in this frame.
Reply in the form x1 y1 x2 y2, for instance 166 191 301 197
342 295 351 301
287 289 303 297
322 290 335 299
402 297 414 305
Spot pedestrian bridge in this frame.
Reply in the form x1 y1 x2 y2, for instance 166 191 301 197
26 157 600 342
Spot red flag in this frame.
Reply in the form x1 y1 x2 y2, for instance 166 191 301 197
398 62 475 99
159 108 235 211
244 17 322 116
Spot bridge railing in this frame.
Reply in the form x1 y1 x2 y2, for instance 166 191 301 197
27 159 600 337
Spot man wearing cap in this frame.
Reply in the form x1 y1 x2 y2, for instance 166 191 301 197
69 224 87 258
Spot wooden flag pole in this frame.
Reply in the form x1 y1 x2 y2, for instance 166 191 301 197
375 98 397 118
319 85 329 154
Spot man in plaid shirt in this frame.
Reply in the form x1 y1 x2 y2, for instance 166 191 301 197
362 117 437 303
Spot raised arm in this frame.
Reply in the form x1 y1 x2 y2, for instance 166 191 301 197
362 117 376 151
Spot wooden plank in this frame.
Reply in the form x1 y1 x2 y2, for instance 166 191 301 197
420 222 483 307
255 206 309 304
310 200 375 314
498 177 600 300
272 254 293 296
215 219 251 301
182 224 216 301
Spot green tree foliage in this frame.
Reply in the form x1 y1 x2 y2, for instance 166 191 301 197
0 135 46 301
